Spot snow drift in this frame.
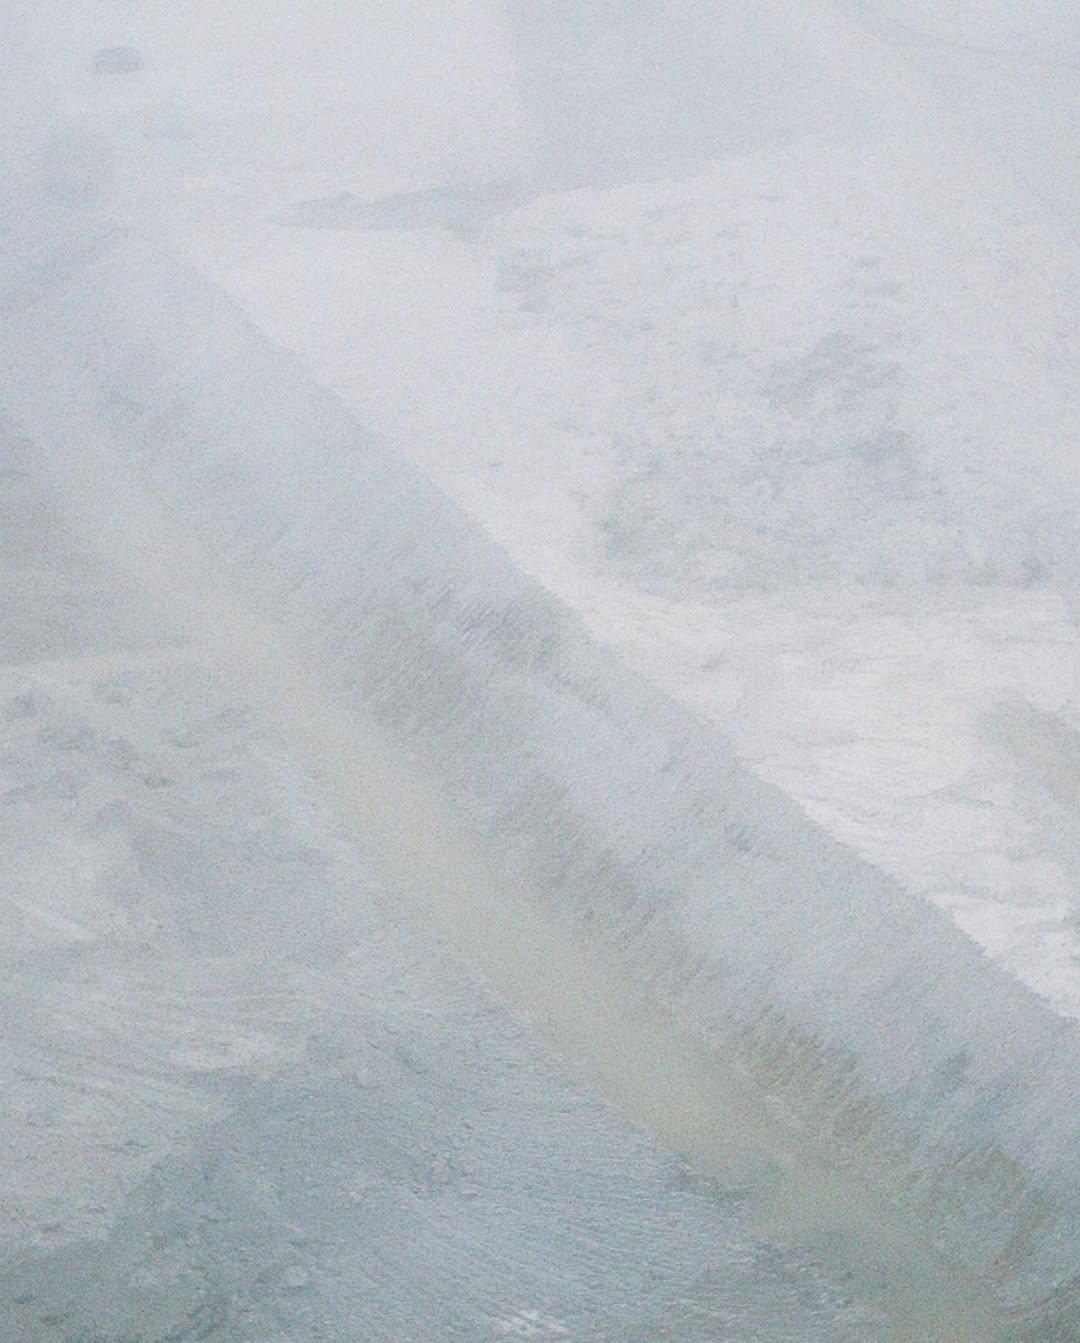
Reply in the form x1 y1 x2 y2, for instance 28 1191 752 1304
4 205 1080 1339
5 7 1080 1329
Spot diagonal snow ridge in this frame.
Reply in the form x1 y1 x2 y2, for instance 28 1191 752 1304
4 212 1080 1336
8 4 1080 1337
165 0 1080 1032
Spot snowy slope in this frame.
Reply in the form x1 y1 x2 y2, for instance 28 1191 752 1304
4 429 908 1343
6 163 1080 1339
9 3 1080 1337
97 0 1080 1018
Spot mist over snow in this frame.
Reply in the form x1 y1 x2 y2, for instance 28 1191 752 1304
6 3 1080 1340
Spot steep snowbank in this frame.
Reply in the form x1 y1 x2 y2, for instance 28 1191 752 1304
3 433 903 1343
9 4 1080 1334
149 0 1080 1021
5 213 1080 1336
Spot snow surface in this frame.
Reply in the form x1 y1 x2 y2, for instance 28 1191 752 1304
85 0 1080 1019
2 426 910 1342
7 1 1080 1338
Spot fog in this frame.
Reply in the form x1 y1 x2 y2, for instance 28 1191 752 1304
4 3 1080 1340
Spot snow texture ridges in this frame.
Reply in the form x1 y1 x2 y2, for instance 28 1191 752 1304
4 209 1080 1338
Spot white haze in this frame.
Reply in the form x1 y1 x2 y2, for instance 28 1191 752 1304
4 3 1080 1340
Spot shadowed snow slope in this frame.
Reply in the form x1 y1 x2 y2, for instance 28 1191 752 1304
4 203 1080 1339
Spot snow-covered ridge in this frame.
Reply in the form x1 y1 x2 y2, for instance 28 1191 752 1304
151 0 1080 1027
5 216 1080 1335
195 120 1080 1023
